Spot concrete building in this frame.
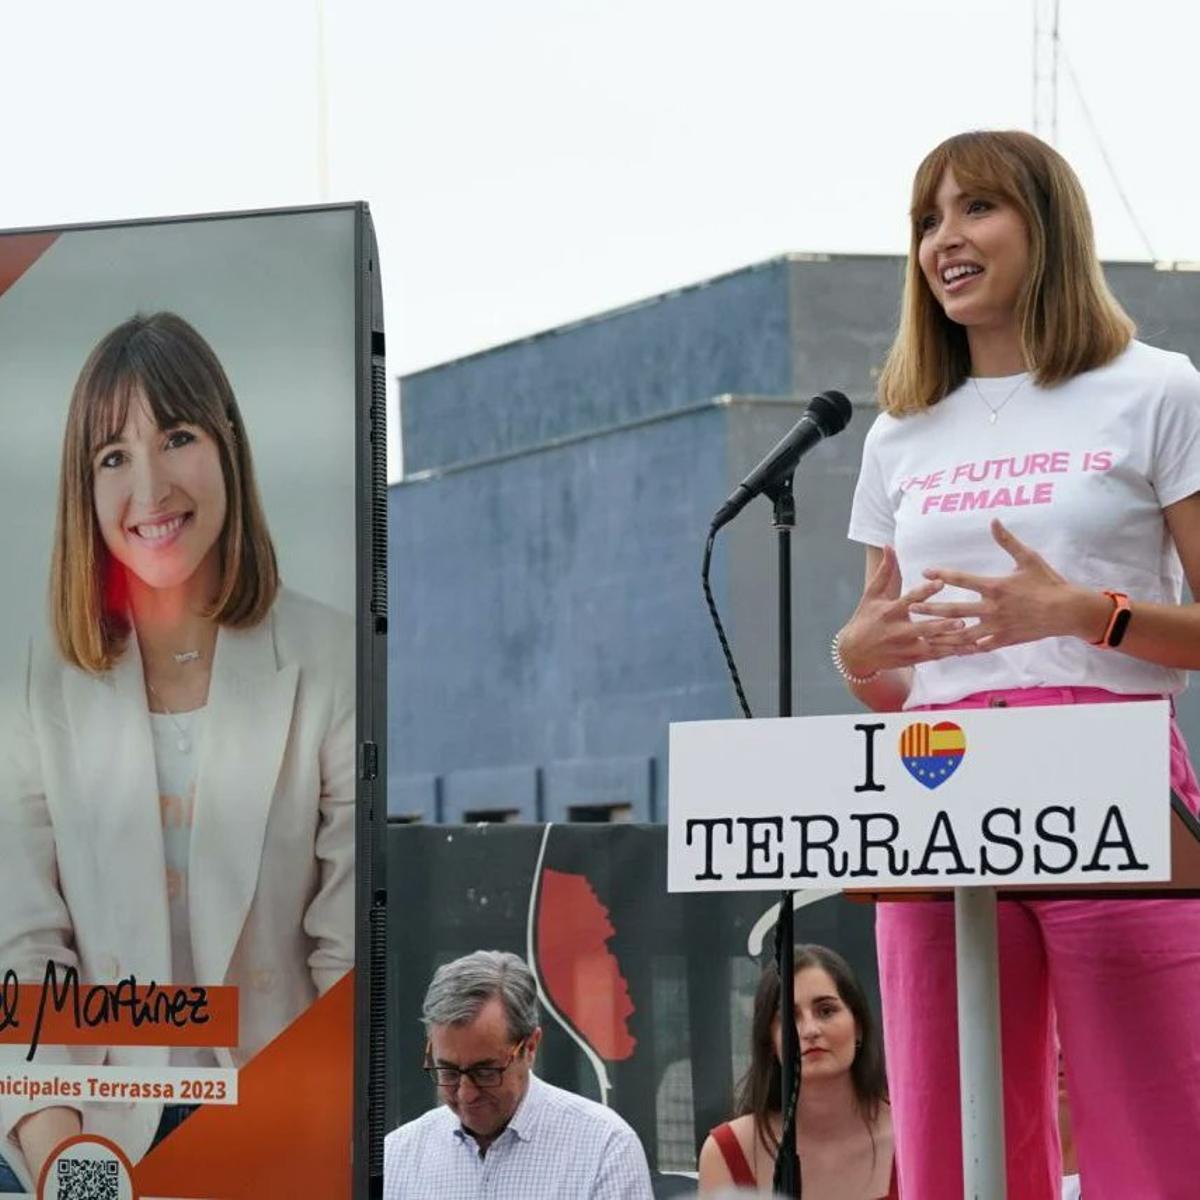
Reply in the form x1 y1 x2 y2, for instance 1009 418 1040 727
388 253 1200 822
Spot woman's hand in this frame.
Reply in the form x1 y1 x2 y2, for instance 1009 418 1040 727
910 519 1108 651
837 545 970 676
15 1106 82 1185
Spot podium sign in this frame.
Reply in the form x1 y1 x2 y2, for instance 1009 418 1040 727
668 702 1171 892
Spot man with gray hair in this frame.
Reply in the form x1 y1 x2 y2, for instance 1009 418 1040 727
384 950 654 1199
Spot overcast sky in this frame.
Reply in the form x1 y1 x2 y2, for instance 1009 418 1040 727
4 1 1200 478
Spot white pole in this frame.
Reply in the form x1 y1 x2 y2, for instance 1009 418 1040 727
1031 0 1060 144
315 0 331 201
955 886 1007 1198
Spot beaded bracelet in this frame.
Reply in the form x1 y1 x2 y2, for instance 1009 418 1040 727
830 632 880 685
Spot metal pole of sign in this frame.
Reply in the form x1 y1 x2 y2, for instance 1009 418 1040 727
954 886 1007 1197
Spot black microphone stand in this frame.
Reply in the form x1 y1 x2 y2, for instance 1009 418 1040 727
767 473 801 1199
702 397 853 1195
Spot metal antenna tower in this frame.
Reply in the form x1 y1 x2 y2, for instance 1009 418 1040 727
1032 0 1061 143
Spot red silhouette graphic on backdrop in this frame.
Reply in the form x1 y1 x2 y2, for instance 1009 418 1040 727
535 868 637 1061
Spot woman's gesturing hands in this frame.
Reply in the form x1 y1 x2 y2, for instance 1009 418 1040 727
839 521 1106 683
910 518 1103 650
836 545 970 678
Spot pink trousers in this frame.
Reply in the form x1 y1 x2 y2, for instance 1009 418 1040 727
879 687 1200 1200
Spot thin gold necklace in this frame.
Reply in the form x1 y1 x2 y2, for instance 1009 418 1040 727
970 375 1028 425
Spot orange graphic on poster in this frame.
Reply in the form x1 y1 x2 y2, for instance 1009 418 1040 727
0 232 57 298
0 971 237 1053
132 971 354 1200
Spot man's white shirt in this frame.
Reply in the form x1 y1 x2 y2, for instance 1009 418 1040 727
383 1073 654 1200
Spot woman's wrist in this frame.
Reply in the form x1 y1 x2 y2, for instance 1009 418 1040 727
832 628 880 685
15 1106 82 1180
1059 587 1118 643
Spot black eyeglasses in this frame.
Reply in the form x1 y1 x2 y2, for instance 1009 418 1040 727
423 1039 526 1089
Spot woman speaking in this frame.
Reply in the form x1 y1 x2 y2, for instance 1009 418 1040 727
0 312 354 1187
835 130 1200 1199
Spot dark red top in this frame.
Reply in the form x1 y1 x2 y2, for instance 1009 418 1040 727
710 1121 899 1198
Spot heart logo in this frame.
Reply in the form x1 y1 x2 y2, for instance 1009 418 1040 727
899 721 966 790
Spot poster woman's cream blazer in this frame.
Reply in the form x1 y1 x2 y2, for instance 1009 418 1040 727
0 588 355 1170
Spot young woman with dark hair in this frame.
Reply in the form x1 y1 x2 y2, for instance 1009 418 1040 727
0 313 354 1189
698 945 896 1198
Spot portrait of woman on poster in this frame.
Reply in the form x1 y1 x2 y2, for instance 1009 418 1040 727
0 312 355 1188
836 130 1200 1198
697 945 897 1199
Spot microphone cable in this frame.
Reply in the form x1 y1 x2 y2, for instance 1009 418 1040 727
701 527 753 720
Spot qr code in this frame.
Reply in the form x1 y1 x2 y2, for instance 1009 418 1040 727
55 1158 119 1200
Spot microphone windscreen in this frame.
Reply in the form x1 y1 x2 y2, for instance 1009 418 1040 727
808 390 852 436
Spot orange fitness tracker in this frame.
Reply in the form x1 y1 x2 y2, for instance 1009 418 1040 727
1093 590 1132 648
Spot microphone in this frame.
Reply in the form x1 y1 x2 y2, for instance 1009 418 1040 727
709 390 853 532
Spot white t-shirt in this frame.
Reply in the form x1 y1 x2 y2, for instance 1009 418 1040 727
848 340 1200 708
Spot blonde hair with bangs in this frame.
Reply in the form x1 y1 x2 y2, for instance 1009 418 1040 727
878 130 1134 416
51 312 279 673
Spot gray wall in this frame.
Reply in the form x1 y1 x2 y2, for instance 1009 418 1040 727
391 402 733 821
399 258 793 474
389 253 1200 821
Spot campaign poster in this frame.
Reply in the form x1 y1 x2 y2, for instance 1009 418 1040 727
0 208 383 1199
